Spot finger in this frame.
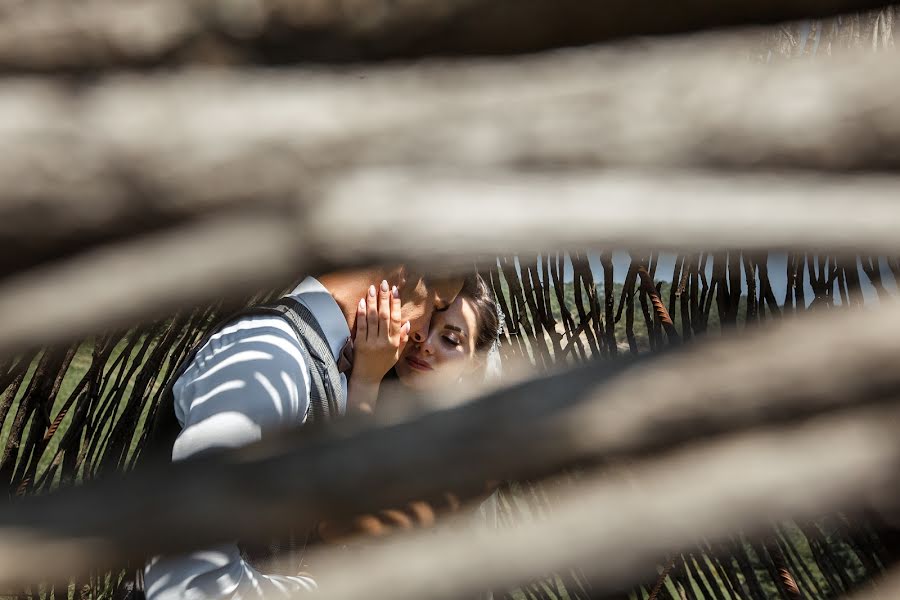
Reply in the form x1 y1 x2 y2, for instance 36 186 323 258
398 321 411 351
378 509 414 530
378 280 391 337
355 297 366 340
407 501 436 528
390 285 402 337
366 284 378 340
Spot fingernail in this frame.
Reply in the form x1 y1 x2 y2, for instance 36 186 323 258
380 280 389 293
368 285 376 297
358 298 366 310
392 286 399 299
404 322 411 332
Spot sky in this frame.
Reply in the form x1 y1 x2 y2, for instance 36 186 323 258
521 252 898 306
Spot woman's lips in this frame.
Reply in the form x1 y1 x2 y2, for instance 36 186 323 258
405 356 433 372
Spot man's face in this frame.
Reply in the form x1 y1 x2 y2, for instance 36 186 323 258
399 275 464 344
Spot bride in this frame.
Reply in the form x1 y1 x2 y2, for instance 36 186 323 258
347 272 502 415
315 272 503 544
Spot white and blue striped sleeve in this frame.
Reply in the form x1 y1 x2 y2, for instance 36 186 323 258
144 315 318 600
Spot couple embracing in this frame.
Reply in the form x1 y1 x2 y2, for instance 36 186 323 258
144 265 503 599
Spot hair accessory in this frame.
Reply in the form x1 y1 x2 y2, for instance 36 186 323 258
492 302 506 353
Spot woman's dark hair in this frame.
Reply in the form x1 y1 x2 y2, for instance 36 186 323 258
459 274 501 353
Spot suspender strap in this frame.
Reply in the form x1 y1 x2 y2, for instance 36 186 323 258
265 297 342 423
143 297 343 466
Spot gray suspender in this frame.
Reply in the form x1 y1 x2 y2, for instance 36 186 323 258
266 297 344 423
228 297 344 572
146 296 344 464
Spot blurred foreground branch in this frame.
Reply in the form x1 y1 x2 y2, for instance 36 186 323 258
848 568 900 600
7 39 900 208
0 0 894 70
3 167 900 353
310 408 900 600
3 35 900 351
1 300 900 586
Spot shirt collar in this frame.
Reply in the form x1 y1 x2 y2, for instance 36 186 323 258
287 277 351 362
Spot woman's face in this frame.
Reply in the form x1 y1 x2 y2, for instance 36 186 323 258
395 295 480 390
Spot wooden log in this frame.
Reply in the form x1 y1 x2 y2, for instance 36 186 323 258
4 166 900 353
309 409 900 600
0 0 894 70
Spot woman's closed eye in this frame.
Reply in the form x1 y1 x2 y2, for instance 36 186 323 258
439 324 468 348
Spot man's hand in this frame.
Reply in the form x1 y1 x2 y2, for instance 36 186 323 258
315 483 497 547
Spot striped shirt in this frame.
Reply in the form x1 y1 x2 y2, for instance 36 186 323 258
144 277 350 600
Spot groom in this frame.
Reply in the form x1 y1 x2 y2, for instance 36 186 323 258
143 265 464 600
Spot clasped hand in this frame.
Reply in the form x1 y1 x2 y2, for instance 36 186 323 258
347 280 410 413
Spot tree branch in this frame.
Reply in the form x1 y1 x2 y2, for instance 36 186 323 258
0 0 894 70
309 408 900 600
3 167 900 353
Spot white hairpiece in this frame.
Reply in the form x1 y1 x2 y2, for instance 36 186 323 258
492 302 506 353
484 300 505 383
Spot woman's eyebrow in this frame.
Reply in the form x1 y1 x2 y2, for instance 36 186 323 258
444 325 465 335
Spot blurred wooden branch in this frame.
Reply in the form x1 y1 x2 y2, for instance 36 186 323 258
310 408 900 600
1 299 900 586
2 35 900 351
7 38 900 196
847 568 900 600
314 168 900 261
3 165 900 353
0 0 895 70
0 213 301 353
